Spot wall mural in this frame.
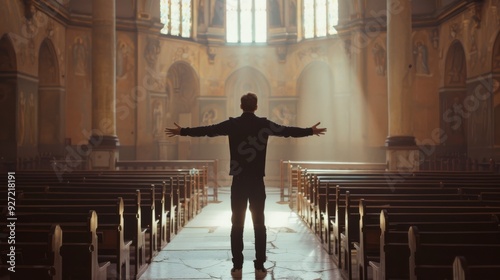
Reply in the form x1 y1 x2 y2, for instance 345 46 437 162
72 36 90 77
199 97 225 125
151 96 166 138
372 42 386 76
18 90 36 146
413 41 430 76
270 100 296 126
116 39 133 79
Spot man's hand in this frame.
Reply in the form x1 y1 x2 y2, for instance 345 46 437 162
165 122 182 137
311 122 326 136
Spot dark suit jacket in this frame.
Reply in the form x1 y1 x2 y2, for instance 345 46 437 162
180 112 313 177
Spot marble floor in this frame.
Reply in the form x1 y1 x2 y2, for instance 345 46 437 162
138 187 346 280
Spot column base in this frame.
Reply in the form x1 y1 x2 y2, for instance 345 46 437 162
385 136 419 171
88 135 120 170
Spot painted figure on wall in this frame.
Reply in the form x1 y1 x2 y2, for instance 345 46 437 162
211 0 225 26
144 37 161 68
201 107 218 126
372 43 386 76
152 99 164 137
73 36 88 76
272 104 295 126
414 41 430 75
116 40 131 79
198 0 205 26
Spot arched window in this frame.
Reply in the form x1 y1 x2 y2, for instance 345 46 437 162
160 0 192 38
227 0 267 43
303 0 338 39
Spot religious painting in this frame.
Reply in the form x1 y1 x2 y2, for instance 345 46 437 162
144 36 161 68
72 35 89 77
116 39 133 80
269 98 297 126
372 43 386 76
150 94 168 138
198 97 226 126
413 41 430 75
198 97 226 144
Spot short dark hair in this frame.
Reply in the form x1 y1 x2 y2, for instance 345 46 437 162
240 92 258 112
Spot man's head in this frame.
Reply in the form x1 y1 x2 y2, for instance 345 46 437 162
240 92 258 112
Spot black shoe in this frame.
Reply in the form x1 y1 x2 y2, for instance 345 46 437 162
231 267 242 278
255 267 267 279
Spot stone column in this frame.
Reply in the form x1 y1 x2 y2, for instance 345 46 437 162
385 0 419 171
89 0 119 170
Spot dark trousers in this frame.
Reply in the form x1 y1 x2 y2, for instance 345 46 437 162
230 175 267 268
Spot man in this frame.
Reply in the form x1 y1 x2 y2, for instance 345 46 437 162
165 92 326 278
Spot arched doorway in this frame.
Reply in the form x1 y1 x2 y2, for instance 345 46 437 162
440 41 467 157
38 39 63 156
296 61 335 160
166 62 199 160
0 34 18 169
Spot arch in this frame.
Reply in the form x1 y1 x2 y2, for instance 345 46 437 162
296 61 335 160
166 61 200 115
439 40 467 156
444 40 466 87
0 34 18 165
225 66 270 117
38 38 63 155
164 61 199 160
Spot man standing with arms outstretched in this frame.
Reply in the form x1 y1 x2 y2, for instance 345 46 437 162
165 92 326 278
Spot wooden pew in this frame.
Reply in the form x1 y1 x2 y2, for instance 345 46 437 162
376 209 499 279
18 180 167 261
16 169 199 262
408 226 500 280
453 256 500 280
344 192 500 280
336 188 465 276
0 224 62 280
0 211 109 280
13 198 130 280
17 190 148 279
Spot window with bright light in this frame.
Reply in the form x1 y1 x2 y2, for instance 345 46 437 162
303 0 338 39
227 0 267 43
160 0 192 38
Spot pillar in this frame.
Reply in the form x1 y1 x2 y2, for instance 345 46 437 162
385 0 419 171
89 0 119 170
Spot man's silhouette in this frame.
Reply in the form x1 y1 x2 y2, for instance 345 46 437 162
165 92 326 278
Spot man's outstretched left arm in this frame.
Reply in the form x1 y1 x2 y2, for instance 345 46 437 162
165 122 182 137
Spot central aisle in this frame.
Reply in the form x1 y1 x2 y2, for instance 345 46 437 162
139 187 343 280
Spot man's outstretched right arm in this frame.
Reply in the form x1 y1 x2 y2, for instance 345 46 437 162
165 121 230 137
